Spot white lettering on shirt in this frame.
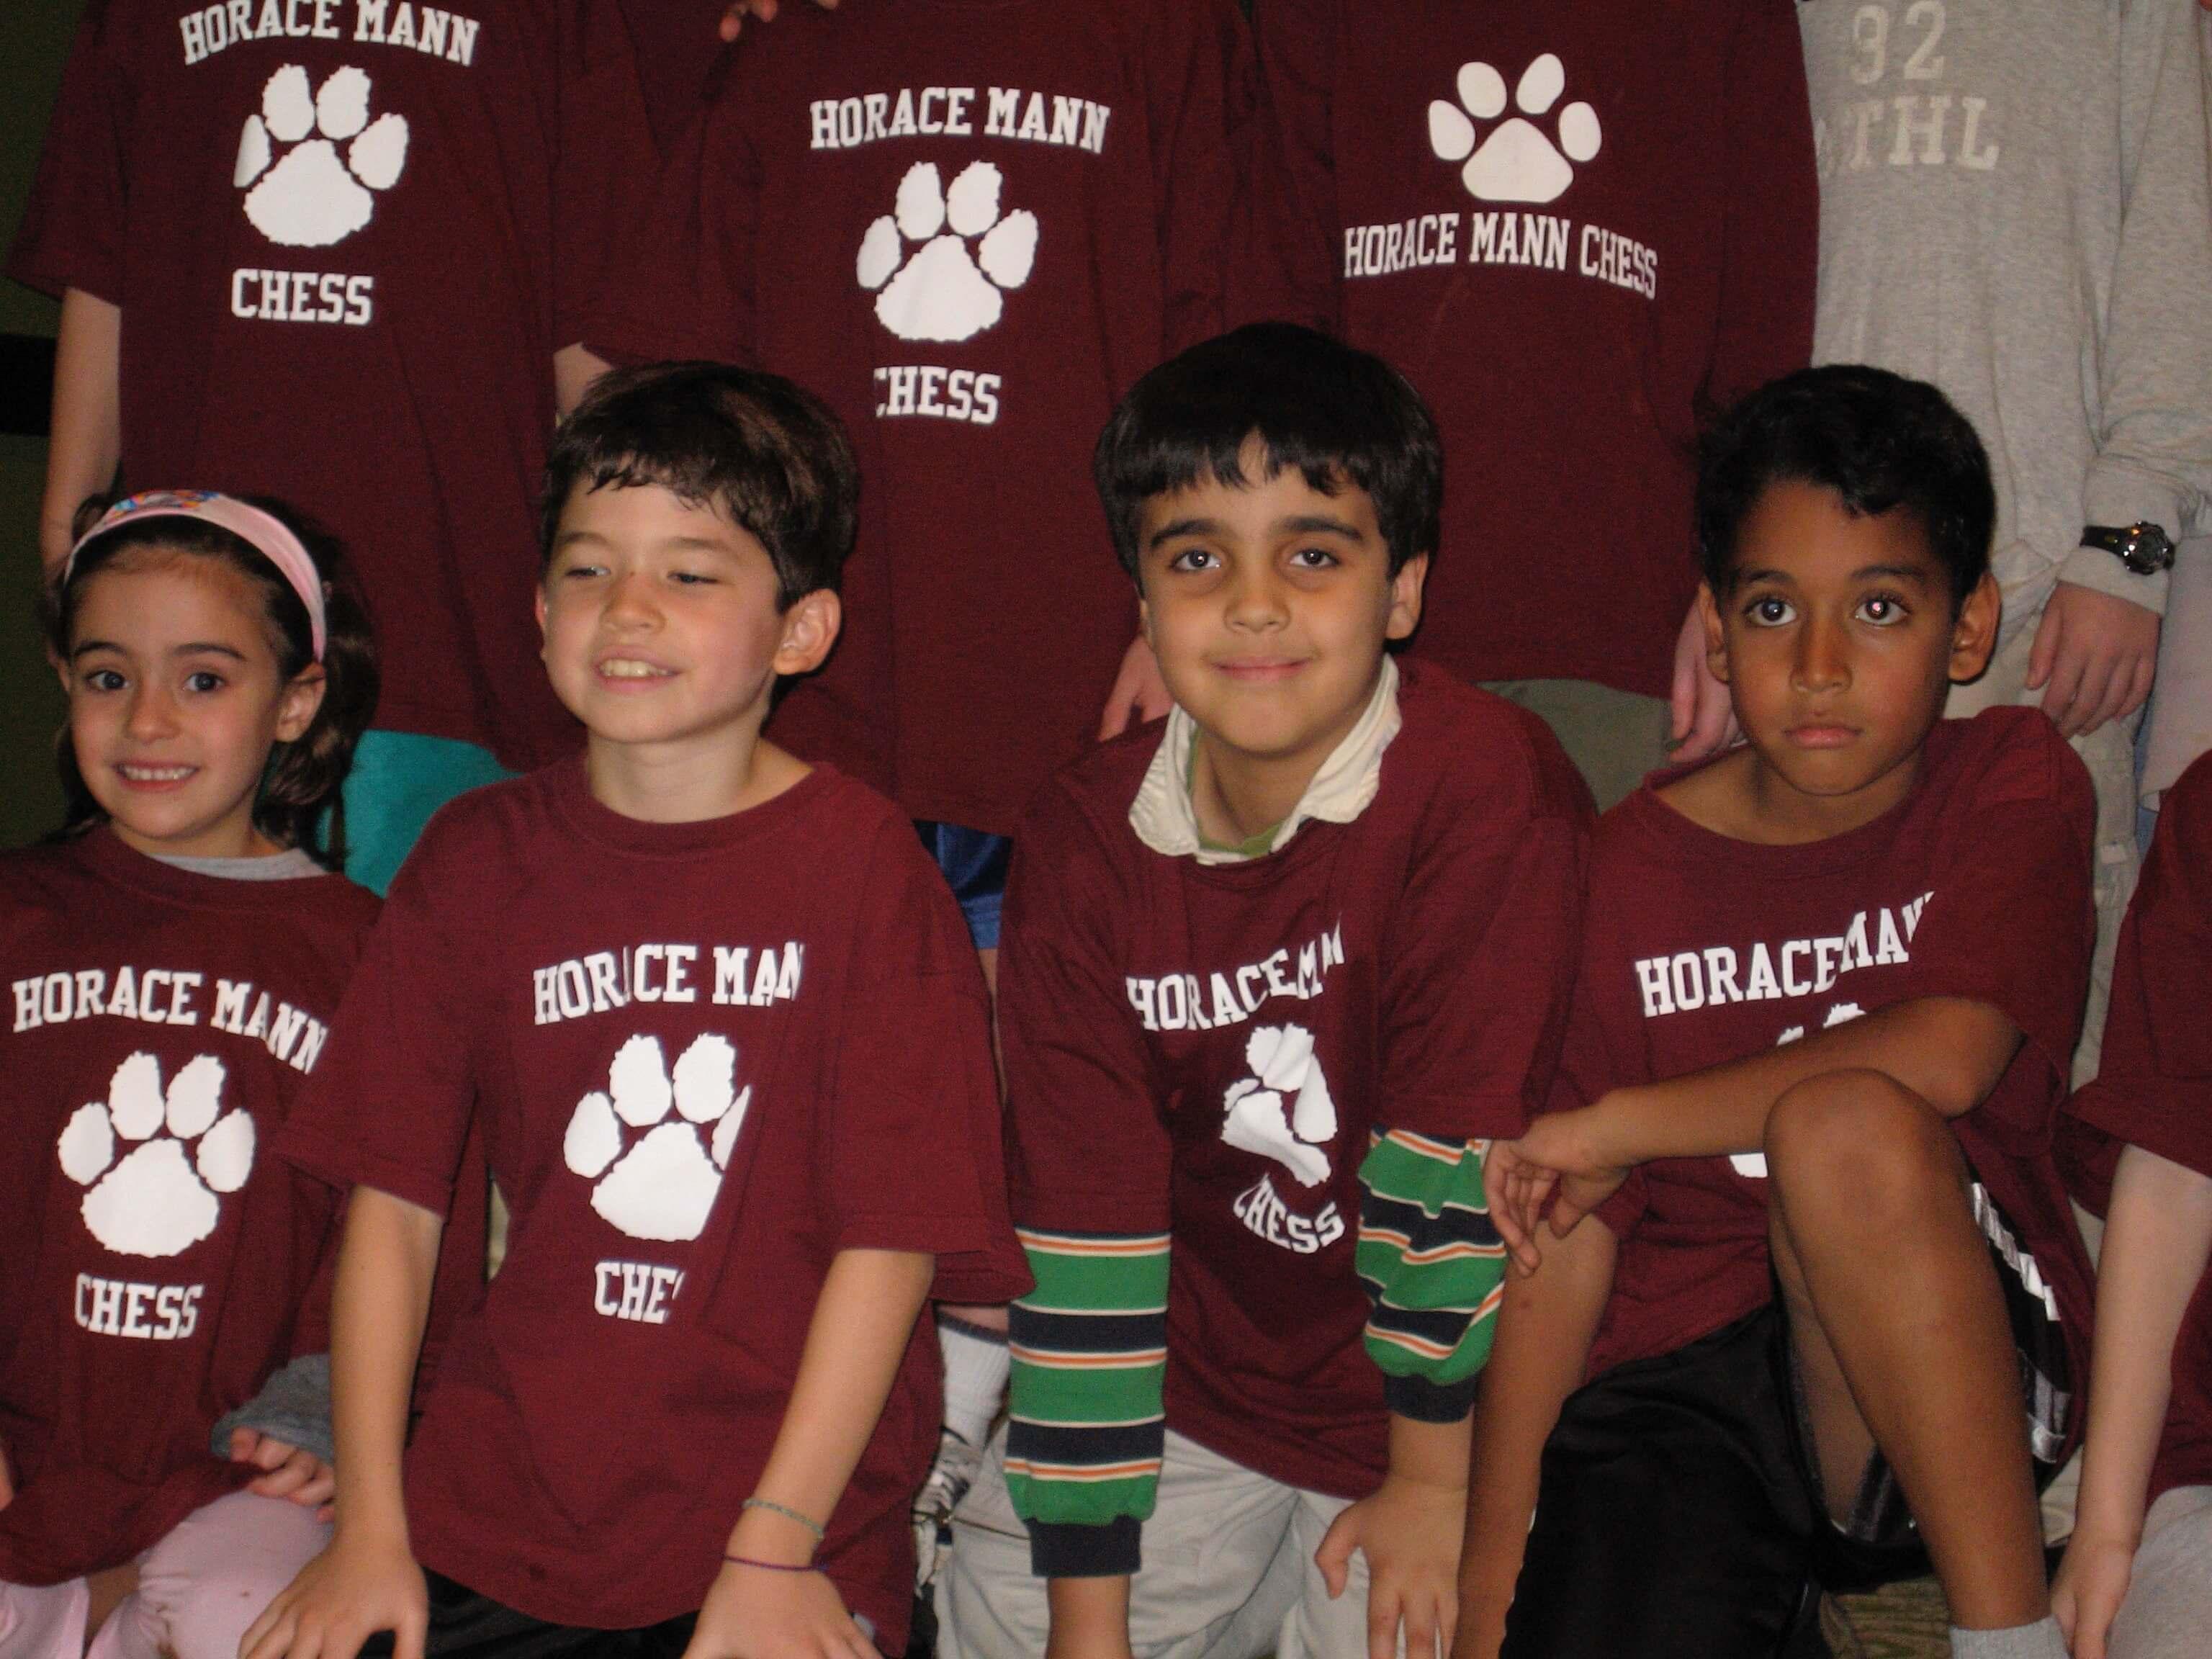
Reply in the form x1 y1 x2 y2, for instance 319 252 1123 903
530 942 804 1025
1125 923 1346 1035
809 87 1109 155
872 366 1001 426
1628 894 1932 1019
592 1259 683 1324
179 1 481 66
74 1274 204 1340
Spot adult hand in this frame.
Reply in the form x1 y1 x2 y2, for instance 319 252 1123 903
1097 634 1172 739
1315 1470 1465 1659
719 0 839 46
230 1426 338 1516
1667 598 1737 763
2026 582 2159 738
2051 1527 2136 1659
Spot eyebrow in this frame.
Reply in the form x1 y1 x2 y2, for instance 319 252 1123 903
71 639 249 661
1732 563 1935 588
1145 513 1366 551
552 531 739 557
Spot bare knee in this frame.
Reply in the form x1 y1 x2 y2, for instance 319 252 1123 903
1764 1069 1963 1232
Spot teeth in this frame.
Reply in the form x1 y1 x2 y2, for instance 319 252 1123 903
599 659 671 680
120 765 193 781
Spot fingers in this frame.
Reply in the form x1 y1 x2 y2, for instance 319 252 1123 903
2026 601 2060 691
1314 1511 1354 1599
294 1467 338 1509
230 1426 264 1463
395 1608 429 1659
2116 655 2156 724
1097 680 1137 740
1367 1580 1403 1659
2059 652 2118 738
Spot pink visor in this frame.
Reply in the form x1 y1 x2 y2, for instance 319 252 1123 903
66 490 328 660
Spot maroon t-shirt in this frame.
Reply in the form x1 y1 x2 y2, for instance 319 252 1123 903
619 0 728 153
11 1 655 768
1562 710 2096 1432
0 832 377 1585
1235 0 1816 696
1002 662 1590 1497
586 0 1253 832
280 760 1026 1642
2062 752 2212 1501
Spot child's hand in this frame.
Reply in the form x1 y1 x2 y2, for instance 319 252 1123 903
1097 635 1172 739
2052 1526 2138 1659
682 1561 878 1659
230 1426 337 1516
1316 1470 1467 1659
1484 1110 1628 1270
239 1529 428 1659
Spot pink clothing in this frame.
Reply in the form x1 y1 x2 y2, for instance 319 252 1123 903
0 1488 326 1659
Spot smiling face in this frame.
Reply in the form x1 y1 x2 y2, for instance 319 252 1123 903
538 482 837 796
62 552 324 860
1138 442 1426 827
1701 477 1998 836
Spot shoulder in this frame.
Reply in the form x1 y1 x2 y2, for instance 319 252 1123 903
1388 661 1595 832
0 840 96 934
1019 723 1158 866
382 766 568 904
1933 707 2092 820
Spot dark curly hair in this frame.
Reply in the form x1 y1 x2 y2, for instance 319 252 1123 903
45 494 380 867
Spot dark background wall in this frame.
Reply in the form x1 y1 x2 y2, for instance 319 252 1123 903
1 1 83 847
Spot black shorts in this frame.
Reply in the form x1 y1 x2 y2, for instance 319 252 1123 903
357 1573 697 1659
1500 1182 2074 1659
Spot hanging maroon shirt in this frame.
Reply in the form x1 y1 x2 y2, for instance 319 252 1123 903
279 760 1027 1646
1555 709 2097 1456
1002 662 1589 1497
1236 0 1817 696
0 832 377 1585
585 0 1253 832
2062 752 2212 1501
11 0 656 769
619 0 727 153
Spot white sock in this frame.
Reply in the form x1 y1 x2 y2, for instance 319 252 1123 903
937 1315 1009 1448
1948 1617 2069 1659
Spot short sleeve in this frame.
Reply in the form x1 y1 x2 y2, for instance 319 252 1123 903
825 819 1027 1304
2067 757 2212 1181
1909 719 2098 1149
277 851 483 1218
582 71 760 366
552 0 661 346
1000 793 1174 1238
1376 724 1591 1143
8 0 130 303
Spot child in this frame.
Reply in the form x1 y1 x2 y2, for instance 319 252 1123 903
0 490 382 1658
934 323 1591 1658
240 362 1026 1659
12 0 659 892
2052 750 2212 1659
1462 366 2098 1659
1233 0 1819 808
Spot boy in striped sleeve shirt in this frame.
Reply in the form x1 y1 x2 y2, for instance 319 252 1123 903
934 324 1591 1659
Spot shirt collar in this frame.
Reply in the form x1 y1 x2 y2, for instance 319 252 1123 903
1129 657 1403 863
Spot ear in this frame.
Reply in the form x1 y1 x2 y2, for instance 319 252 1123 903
773 589 841 676
1948 572 2001 684
274 663 327 744
534 583 549 657
1385 554 1430 642
1696 581 1732 685
49 645 71 696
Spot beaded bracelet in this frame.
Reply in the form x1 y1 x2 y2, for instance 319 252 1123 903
724 1554 821 1574
742 1496 827 1540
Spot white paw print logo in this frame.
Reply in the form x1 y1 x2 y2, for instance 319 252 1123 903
58 1053 255 1259
1733 1004 1866 1177
563 1034 749 1243
1221 1025 1339 1190
856 161 1039 343
234 65 409 248
1429 55 1601 205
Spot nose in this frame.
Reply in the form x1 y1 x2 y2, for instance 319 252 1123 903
1791 613 1849 695
123 683 179 742
1223 563 1290 633
601 569 661 630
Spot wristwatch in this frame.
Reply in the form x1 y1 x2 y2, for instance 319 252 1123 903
2081 521 2177 576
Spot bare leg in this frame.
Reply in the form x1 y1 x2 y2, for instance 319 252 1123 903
1763 1069 2046 1630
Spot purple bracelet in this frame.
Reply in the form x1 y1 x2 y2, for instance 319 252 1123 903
723 1554 822 1574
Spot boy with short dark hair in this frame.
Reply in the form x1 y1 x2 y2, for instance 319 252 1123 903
1460 364 2098 1659
935 323 1591 1658
241 361 1027 1659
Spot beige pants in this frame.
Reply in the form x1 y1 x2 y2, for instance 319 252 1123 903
1945 624 2144 1086
1480 679 1673 813
935 1426 1414 1659
2105 1484 2212 1659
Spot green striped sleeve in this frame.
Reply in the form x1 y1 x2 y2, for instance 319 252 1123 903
1005 1228 1169 1575
1356 1128 1507 1421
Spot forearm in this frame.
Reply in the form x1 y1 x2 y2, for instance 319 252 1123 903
1046 1573 1133 1659
728 1249 935 1561
1460 1223 1614 1586
1592 997 2019 1164
329 1188 442 1541
2074 1146 2212 1543
42 288 122 570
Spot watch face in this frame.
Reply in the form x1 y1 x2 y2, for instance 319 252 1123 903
2123 524 2177 575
